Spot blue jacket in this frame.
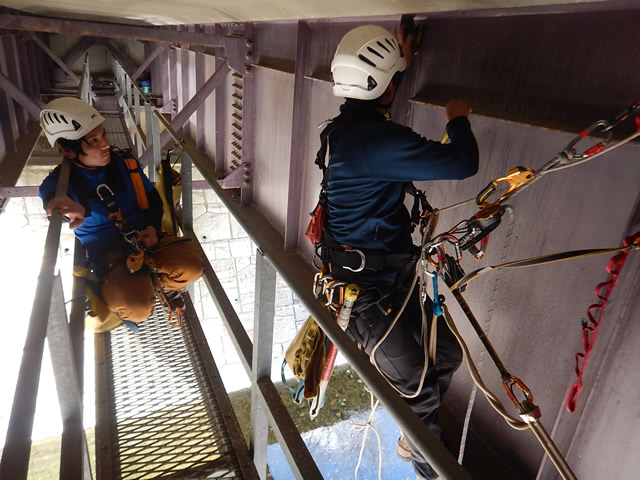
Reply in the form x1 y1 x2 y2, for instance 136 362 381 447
325 100 479 283
40 149 163 260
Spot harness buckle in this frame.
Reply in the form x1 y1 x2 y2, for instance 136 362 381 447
342 248 366 272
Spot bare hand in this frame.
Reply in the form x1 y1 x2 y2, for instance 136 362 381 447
46 195 85 229
136 226 158 249
445 100 472 122
392 25 416 69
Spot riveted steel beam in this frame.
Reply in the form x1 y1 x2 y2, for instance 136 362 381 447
26 33 80 84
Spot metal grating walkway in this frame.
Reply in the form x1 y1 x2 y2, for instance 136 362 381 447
95 300 252 479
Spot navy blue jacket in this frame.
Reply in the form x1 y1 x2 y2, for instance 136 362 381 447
325 100 479 283
40 149 162 260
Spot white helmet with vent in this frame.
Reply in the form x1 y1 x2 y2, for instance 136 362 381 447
40 97 105 147
331 25 406 100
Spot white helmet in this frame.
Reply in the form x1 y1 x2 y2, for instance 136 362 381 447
331 25 406 100
40 97 105 147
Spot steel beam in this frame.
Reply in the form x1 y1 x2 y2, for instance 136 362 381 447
195 26 206 151
250 252 276 479
27 34 80 84
132 44 165 81
284 21 312 249
0 12 225 47
180 41 190 136
0 159 70 480
138 62 231 167
62 37 91 69
0 185 39 197
239 24 254 207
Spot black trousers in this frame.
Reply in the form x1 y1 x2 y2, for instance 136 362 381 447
346 285 463 479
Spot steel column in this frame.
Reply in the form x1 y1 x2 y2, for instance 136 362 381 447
0 159 71 480
195 26 206 150
181 42 191 136
181 152 193 232
28 34 80 84
284 20 312 249
214 24 226 172
250 252 277 479
3 37 27 134
239 23 255 207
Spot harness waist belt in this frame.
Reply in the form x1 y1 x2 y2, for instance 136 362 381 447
326 247 416 273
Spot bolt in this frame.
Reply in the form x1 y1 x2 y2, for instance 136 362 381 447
242 181 250 187
245 51 253 61
246 39 253 48
245 67 252 76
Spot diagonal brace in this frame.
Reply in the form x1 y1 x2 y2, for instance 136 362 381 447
132 44 167 81
27 34 80 84
138 62 231 166
0 70 44 118
62 37 91 69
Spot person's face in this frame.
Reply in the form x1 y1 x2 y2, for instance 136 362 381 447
78 124 111 167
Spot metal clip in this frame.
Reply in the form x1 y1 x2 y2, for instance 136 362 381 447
476 167 535 207
343 249 366 273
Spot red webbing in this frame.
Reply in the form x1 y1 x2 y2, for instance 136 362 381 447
566 232 639 412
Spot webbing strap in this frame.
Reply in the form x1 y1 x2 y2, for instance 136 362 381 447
124 157 149 211
565 232 639 412
451 243 638 291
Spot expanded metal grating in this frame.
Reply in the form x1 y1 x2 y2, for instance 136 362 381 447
98 302 244 480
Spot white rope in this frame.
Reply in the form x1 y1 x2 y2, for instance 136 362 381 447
353 390 382 480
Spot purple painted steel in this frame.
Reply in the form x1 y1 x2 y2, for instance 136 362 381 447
195 26 206 151
27 34 80 84
138 63 231 167
0 11 224 47
181 39 191 136
284 21 311 250
99 39 137 76
62 37 91 69
0 71 43 121
0 89 15 153
2 37 26 135
132 44 165 81
239 23 255 207
169 46 178 113
214 24 226 172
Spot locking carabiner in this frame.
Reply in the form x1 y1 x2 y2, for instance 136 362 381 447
476 166 535 207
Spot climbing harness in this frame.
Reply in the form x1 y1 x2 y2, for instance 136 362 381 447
93 158 185 326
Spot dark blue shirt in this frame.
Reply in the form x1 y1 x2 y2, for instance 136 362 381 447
325 101 479 283
40 149 162 260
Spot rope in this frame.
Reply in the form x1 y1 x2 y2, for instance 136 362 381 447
353 390 382 480
442 304 528 430
457 205 515 463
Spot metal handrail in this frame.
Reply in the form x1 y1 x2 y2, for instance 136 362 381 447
0 160 72 480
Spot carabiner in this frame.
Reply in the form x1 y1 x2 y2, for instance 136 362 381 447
476 167 535 207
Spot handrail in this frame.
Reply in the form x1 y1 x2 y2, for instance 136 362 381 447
0 159 71 480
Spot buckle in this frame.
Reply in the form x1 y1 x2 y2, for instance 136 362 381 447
343 249 366 273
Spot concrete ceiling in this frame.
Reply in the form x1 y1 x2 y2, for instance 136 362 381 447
2 0 607 25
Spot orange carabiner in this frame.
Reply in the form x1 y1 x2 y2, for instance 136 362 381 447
168 307 183 328
476 167 535 207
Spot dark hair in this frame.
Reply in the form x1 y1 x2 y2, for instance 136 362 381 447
57 137 86 158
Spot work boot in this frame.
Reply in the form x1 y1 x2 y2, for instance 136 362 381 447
396 435 412 462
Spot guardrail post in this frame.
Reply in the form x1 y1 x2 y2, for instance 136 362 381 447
250 251 277 479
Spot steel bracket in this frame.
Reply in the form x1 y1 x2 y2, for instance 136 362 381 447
217 162 250 189
224 34 253 76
